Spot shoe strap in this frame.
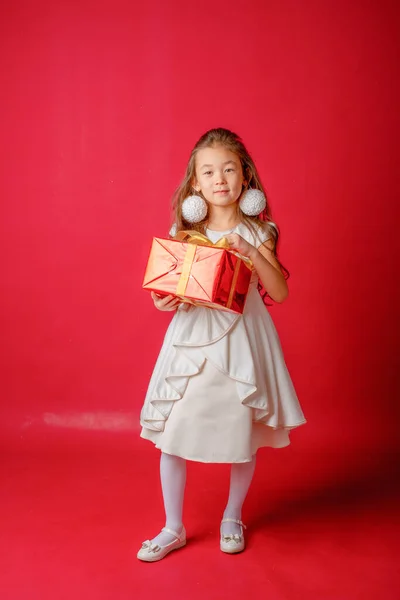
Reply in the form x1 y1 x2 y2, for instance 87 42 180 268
161 526 184 540
221 518 247 529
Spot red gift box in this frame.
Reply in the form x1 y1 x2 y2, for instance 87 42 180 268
142 235 252 314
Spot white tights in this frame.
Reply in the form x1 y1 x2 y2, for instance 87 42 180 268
221 453 257 535
151 452 256 546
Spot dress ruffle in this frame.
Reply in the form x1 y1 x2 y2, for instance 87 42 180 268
140 281 306 434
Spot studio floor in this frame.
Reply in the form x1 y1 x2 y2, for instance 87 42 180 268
1 429 399 600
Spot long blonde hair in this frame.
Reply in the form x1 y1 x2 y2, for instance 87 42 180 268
171 128 289 295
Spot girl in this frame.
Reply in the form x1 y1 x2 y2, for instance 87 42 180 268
138 128 306 562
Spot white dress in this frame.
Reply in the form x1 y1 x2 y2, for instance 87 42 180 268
140 222 306 463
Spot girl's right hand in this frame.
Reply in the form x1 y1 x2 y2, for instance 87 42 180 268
151 292 181 312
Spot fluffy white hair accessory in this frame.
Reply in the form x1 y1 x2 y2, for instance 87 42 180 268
181 195 208 223
239 189 266 216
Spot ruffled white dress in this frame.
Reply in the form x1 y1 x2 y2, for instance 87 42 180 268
140 222 306 463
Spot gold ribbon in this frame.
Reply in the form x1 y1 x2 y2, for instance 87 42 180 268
174 230 231 249
227 260 242 308
176 243 196 296
174 230 252 267
173 230 252 307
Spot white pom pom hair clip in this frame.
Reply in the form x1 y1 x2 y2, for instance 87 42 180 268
181 189 267 224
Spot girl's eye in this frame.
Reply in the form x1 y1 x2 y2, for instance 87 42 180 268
203 171 212 176
225 168 234 173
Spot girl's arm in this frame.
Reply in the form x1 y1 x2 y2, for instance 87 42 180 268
250 240 288 303
226 235 289 304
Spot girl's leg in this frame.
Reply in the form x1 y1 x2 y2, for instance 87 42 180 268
150 452 187 546
221 454 257 536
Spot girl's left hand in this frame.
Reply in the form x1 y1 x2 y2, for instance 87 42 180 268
225 233 255 259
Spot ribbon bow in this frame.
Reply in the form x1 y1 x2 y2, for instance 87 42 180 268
173 230 253 269
222 534 243 544
173 230 231 249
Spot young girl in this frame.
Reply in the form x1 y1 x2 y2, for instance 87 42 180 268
138 128 306 562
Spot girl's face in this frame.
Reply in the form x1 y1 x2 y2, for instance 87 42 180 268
193 145 246 207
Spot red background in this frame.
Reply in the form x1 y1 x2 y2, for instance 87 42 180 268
1 0 399 449
1 1 399 599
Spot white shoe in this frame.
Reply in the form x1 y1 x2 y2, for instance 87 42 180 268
220 518 246 554
137 526 186 562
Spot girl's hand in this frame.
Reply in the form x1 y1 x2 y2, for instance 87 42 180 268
151 292 181 312
225 233 255 259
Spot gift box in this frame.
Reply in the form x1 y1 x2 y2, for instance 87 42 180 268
142 234 252 314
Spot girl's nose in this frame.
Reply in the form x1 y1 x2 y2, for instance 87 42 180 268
216 171 227 184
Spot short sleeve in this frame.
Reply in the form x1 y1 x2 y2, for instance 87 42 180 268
237 222 273 248
255 223 271 246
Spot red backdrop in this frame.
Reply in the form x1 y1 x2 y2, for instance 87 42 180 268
1 0 399 458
